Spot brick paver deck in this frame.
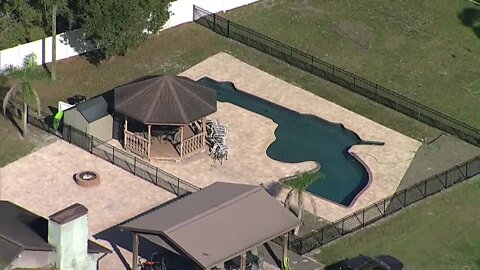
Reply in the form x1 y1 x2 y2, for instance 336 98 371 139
142 52 421 222
0 140 175 270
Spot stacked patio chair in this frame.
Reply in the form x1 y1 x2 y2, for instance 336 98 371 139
206 119 230 164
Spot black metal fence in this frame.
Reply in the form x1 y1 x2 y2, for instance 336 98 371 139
21 104 200 197
192 5 480 147
272 155 480 254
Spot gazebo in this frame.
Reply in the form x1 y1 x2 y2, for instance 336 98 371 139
114 75 217 160
121 182 300 270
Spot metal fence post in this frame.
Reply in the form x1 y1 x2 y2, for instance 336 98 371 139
341 219 344 235
155 167 158 185
68 125 72 143
227 20 230 37
383 199 386 216
134 157 137 175
112 147 115 164
177 178 180 195
213 14 216 32
353 75 356 91
90 135 93 154
362 209 365 226
321 228 324 245
404 190 407 206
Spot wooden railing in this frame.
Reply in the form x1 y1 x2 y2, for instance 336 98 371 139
181 133 204 157
125 130 149 157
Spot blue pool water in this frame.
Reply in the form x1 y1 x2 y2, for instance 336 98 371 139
199 77 371 206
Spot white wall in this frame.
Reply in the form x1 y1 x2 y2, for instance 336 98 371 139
9 250 51 269
0 0 259 71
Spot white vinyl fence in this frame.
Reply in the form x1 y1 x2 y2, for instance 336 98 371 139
0 0 259 71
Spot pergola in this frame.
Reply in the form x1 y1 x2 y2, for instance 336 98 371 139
114 75 217 160
121 182 301 270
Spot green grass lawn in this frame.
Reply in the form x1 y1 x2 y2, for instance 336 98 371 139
5 0 471 166
30 22 438 142
225 0 480 128
0 116 34 167
315 177 480 269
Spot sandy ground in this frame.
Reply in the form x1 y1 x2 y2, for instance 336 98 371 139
0 140 175 270
143 52 420 222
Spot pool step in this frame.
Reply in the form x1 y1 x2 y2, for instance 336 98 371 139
360 140 385 146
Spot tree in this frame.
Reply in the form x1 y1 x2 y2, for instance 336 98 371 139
2 54 42 138
284 171 323 236
0 0 46 49
81 0 171 59
38 0 69 81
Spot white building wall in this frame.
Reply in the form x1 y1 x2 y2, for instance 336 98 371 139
9 250 51 269
0 0 260 71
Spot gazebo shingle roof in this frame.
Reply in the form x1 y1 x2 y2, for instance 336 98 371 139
114 75 217 125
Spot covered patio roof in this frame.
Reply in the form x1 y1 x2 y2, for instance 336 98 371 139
114 75 217 125
121 182 300 269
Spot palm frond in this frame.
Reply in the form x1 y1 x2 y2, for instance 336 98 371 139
30 87 42 117
21 81 41 114
284 171 324 192
2 86 18 116
284 189 295 209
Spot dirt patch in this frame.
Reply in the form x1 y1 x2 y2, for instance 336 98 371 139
27 124 59 151
329 20 374 50
398 134 480 190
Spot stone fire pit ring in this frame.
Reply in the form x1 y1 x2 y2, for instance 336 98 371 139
74 171 100 187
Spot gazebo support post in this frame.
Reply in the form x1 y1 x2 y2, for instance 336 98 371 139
132 232 139 270
202 117 206 147
282 233 289 270
239 252 247 270
124 117 128 147
147 124 151 158
180 125 184 157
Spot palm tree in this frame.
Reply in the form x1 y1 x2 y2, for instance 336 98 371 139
284 171 323 236
2 54 41 138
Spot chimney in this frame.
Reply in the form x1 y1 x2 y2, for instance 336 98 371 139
48 203 89 270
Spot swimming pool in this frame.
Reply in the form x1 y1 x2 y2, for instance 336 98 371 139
199 77 371 206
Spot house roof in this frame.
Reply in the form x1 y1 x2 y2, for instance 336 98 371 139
121 182 300 269
71 96 110 123
0 237 22 269
0 201 53 251
0 201 111 261
114 75 217 125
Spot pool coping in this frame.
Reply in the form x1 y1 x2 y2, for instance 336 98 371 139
208 78 373 208
178 52 421 222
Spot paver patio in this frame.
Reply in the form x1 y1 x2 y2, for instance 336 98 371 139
113 52 421 222
0 140 175 270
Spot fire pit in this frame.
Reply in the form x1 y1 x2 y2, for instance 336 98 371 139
74 171 100 187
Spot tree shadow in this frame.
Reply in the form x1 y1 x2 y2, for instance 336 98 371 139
458 7 480 38
59 30 106 65
41 38 52 78
5 109 24 136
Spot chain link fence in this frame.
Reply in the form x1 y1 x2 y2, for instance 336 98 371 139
271 155 480 254
16 101 201 197
193 5 480 146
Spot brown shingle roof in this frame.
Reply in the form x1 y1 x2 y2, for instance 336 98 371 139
114 76 217 125
121 182 300 269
